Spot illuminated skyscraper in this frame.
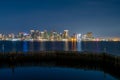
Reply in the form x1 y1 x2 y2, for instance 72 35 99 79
63 30 69 39
76 34 81 41
40 32 44 39
30 30 35 33
44 30 48 39
30 30 35 39
0 34 2 40
86 32 94 39
82 32 94 41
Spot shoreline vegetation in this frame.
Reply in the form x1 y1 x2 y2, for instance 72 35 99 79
0 51 120 79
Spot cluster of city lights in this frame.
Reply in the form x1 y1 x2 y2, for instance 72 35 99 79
0 30 120 41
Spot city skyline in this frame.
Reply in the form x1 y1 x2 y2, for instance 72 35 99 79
0 29 81 41
0 0 120 37
0 29 119 41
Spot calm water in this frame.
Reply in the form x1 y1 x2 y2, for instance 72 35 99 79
0 41 119 80
0 66 117 80
0 41 120 56
81 41 120 56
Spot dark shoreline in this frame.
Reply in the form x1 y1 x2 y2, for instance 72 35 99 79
0 51 120 64
0 51 120 79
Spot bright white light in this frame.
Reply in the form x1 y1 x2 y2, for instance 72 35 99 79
23 33 29 36
12 39 18 41
76 33 81 41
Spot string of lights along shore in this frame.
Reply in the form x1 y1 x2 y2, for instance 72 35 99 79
0 29 120 41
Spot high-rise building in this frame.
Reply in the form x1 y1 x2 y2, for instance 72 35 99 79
76 34 81 41
18 32 24 39
30 30 39 39
30 30 35 39
40 32 44 39
82 32 94 41
63 30 69 39
86 32 93 39
44 30 48 39
30 30 35 33
0 34 3 40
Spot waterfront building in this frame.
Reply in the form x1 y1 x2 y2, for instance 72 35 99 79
63 30 69 39
40 32 44 39
44 30 48 39
18 32 24 39
86 32 93 39
82 32 94 41
30 30 35 39
76 34 81 41
61 30 70 41
1 29 119 41
0 34 3 40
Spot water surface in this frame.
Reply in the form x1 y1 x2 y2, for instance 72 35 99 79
0 41 120 56
0 66 117 80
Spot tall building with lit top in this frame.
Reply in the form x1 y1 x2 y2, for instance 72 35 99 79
0 34 3 40
82 32 94 41
40 32 44 39
86 32 93 39
63 30 69 39
76 34 81 41
44 30 48 39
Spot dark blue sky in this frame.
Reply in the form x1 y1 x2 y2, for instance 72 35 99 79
0 0 120 37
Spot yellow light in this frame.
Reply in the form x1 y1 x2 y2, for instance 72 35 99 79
71 38 73 41
74 38 76 41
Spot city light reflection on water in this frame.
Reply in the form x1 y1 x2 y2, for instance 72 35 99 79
23 41 28 52
0 41 120 56
64 41 68 51
0 41 119 80
77 41 81 51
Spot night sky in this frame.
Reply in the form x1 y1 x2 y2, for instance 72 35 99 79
0 0 120 37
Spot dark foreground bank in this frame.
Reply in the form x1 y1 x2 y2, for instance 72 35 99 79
0 51 120 79
0 51 120 64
